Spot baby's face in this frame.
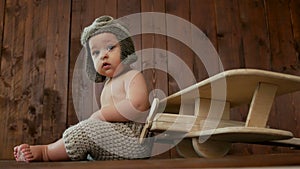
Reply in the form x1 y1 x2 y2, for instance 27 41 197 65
89 33 122 78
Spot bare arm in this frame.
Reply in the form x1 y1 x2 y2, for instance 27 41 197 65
90 72 150 122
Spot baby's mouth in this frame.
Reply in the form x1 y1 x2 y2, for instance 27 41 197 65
102 62 111 69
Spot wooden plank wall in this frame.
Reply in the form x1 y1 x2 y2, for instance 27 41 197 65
0 0 71 159
0 0 299 160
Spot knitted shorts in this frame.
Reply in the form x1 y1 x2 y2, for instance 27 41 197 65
62 119 153 161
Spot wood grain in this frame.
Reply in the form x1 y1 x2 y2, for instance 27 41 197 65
215 0 242 70
140 0 170 159
0 0 4 71
190 0 217 81
1 0 31 159
266 0 297 72
2 153 300 168
238 0 271 69
166 0 194 95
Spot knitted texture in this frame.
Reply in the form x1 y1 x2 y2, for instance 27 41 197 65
63 119 153 161
81 15 137 83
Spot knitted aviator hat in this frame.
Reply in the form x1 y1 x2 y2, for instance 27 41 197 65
81 15 137 83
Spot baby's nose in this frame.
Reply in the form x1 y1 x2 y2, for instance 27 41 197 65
100 49 109 59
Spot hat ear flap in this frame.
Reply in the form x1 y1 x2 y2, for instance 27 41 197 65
85 46 106 83
119 37 137 65
122 53 137 65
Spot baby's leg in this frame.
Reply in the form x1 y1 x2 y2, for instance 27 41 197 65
47 139 70 161
14 139 70 162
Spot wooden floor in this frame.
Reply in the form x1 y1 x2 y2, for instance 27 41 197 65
1 153 300 169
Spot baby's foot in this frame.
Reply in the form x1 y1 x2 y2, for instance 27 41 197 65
14 144 34 162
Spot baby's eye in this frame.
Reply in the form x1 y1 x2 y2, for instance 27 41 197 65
107 45 116 51
92 50 100 57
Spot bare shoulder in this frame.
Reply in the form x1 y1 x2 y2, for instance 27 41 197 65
123 70 147 90
125 69 143 76
124 70 145 82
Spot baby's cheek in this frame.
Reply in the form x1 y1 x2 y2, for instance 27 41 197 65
93 58 101 71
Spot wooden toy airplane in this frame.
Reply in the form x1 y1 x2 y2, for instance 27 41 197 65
139 69 300 158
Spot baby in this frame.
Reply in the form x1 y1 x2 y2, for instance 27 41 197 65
13 16 152 162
